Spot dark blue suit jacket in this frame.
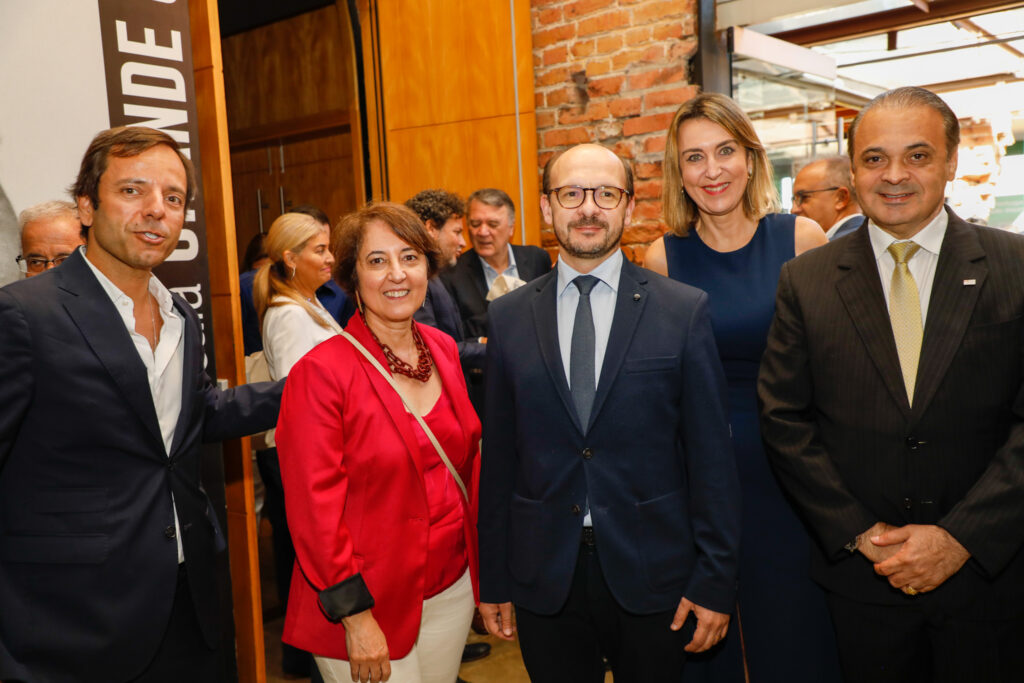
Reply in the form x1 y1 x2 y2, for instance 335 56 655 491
0 251 282 682
478 259 740 615
829 214 864 241
415 276 485 370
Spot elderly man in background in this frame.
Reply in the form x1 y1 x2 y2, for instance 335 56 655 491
791 156 863 241
16 200 86 277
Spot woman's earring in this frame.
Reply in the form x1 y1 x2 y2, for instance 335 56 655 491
290 265 296 279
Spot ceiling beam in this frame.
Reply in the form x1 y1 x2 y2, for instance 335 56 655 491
954 18 1024 60
770 0 1024 46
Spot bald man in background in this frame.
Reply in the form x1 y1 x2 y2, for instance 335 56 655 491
791 156 863 241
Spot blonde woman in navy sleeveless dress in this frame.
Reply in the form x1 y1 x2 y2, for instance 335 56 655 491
645 92 838 682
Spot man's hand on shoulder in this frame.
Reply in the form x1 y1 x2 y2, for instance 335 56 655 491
672 596 729 653
872 524 970 594
479 601 516 641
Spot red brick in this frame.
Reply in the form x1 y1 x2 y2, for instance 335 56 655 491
652 21 684 40
668 38 698 61
632 199 663 220
536 7 563 25
578 10 630 37
546 86 573 107
634 178 663 199
543 45 568 66
629 64 687 90
533 52 542 69
571 40 596 58
609 96 642 117
587 74 624 97
643 84 698 110
534 23 575 49
544 126 592 148
559 101 610 124
623 111 674 136
586 58 612 76
623 222 666 243
536 91 546 108
594 120 624 140
595 34 623 54
643 134 667 153
634 0 686 24
625 27 652 46
611 48 643 71
565 0 615 19
537 150 555 168
613 140 636 159
536 111 556 128
532 0 561 7
635 161 663 178
538 66 570 87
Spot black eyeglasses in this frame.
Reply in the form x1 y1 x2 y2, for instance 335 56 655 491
16 254 72 273
791 187 839 206
548 186 631 210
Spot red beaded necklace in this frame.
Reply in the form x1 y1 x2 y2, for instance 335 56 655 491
367 319 433 382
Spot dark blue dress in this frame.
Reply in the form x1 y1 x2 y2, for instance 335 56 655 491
667 214 840 683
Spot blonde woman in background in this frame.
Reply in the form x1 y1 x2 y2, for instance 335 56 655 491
253 211 339 680
645 92 836 683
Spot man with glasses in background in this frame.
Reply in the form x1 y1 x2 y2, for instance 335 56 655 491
791 156 863 241
16 200 86 277
478 143 740 682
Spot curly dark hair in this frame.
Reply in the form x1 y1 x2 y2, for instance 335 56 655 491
404 189 465 229
333 202 441 297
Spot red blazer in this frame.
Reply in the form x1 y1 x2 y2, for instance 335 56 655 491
275 313 481 659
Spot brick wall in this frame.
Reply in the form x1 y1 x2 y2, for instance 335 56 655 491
531 0 699 262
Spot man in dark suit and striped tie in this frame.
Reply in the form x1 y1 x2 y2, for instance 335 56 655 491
759 86 1024 682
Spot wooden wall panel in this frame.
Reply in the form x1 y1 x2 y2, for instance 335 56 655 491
387 114 540 245
377 0 533 129
221 4 355 133
368 0 540 246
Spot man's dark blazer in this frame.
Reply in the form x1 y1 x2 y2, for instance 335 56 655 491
0 250 282 682
414 276 485 370
829 213 863 241
758 209 1024 619
441 244 552 339
479 258 740 616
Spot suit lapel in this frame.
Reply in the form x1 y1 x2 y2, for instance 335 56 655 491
530 271 582 433
466 250 489 305
588 260 646 432
170 294 200 457
911 215 986 419
57 252 165 450
834 228 913 418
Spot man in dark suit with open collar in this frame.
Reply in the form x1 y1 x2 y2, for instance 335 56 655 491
478 144 740 682
759 87 1024 682
441 187 551 340
0 127 281 683
791 155 864 241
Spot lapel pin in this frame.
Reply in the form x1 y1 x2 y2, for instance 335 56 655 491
963 279 976 286
633 293 641 301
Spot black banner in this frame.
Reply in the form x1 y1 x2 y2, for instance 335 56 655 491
97 0 216 375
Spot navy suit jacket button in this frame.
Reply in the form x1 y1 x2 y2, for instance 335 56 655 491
164 525 177 539
581 448 593 459
571 504 582 515
905 437 919 450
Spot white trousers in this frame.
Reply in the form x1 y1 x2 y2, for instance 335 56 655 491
316 569 474 683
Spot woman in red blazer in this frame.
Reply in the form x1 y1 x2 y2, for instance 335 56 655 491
275 202 481 683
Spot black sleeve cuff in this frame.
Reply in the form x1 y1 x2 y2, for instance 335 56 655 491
318 573 375 622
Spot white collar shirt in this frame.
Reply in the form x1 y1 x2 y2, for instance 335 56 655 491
481 244 519 290
867 208 948 324
83 247 186 561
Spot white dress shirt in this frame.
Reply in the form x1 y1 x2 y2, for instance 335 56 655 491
555 249 623 528
83 249 186 561
481 244 520 291
867 209 948 323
